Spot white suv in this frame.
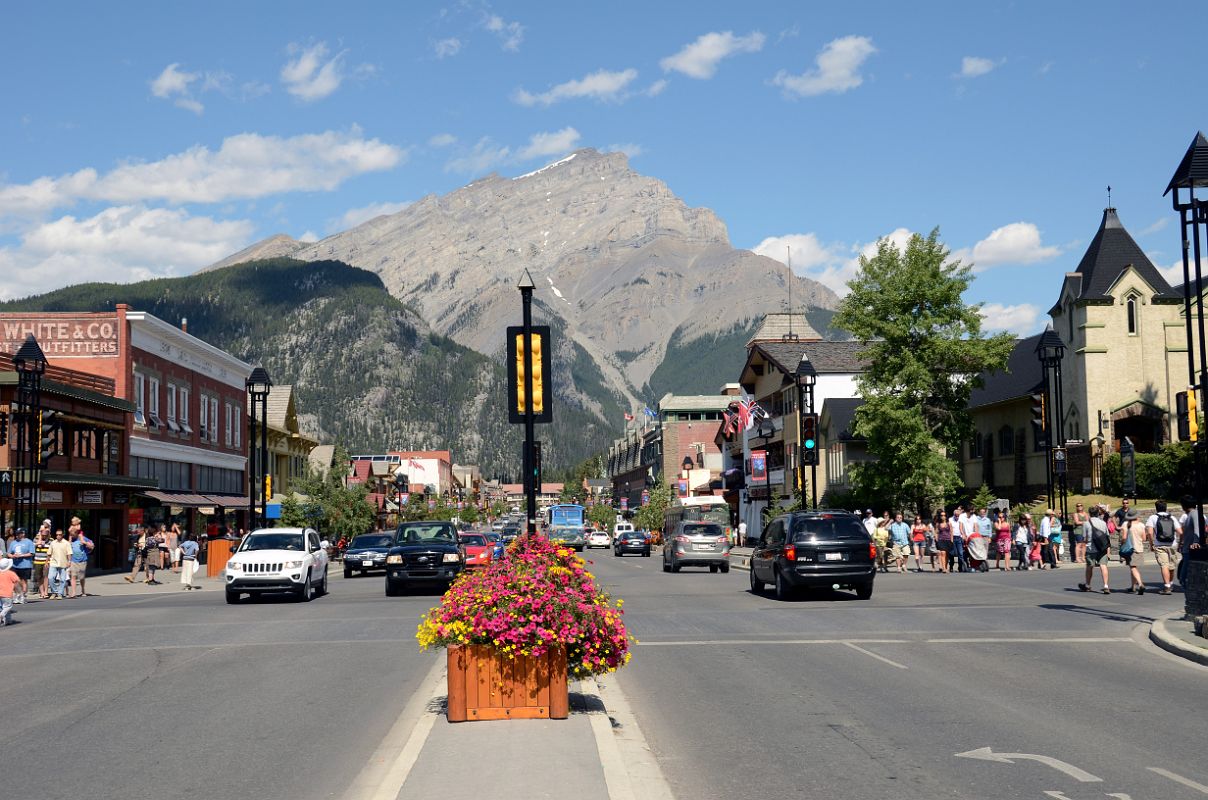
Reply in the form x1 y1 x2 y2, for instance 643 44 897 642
225 527 329 604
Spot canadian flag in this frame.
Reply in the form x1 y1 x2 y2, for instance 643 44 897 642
624 412 634 421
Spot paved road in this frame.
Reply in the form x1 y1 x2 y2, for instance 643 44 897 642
0 569 441 800
591 550 1208 800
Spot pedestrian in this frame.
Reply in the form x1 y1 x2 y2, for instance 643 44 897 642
935 509 953 573
168 522 181 573
1078 506 1112 594
889 512 911 573
737 520 747 547
1119 509 1146 594
1178 495 1203 588
125 527 151 583
1013 513 1031 571
862 509 877 537
47 529 71 599
145 527 164 585
69 522 94 598
873 518 892 573
1146 500 1181 596
1112 497 1131 536
1047 511 1063 569
910 514 929 573
0 558 19 626
6 526 34 605
158 524 173 574
1071 502 1088 563
993 510 1012 571
179 534 201 590
1037 509 1054 569
32 527 51 599
952 505 972 573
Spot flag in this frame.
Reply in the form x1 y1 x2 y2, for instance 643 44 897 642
642 406 657 418
408 458 423 470
624 412 634 421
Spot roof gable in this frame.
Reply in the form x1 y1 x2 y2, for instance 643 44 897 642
1065 208 1179 304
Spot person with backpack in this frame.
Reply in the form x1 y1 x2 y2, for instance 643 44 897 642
1146 500 1182 596
1178 495 1203 589
1119 509 1147 594
1078 506 1112 594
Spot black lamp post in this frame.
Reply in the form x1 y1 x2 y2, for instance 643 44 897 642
518 269 538 535
796 354 818 509
1036 327 1067 544
12 334 47 538
755 419 775 521
245 365 272 531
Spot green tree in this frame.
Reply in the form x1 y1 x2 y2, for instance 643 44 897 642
587 503 616 531
286 446 376 538
633 481 673 534
970 483 996 511
833 229 1014 514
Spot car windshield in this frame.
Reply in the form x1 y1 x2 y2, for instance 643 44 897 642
460 534 486 546
622 532 644 541
683 524 723 538
350 535 393 548
239 532 304 552
791 516 868 542
395 523 458 544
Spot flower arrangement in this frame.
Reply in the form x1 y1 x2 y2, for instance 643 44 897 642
417 534 632 677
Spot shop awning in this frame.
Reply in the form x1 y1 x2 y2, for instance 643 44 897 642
204 495 250 508
43 471 157 489
141 491 216 507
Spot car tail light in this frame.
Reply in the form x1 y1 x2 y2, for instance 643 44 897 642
869 543 877 560
675 535 691 544
785 544 796 561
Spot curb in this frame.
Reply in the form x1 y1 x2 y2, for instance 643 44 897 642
1148 611 1208 668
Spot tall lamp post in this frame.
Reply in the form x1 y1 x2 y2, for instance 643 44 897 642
518 270 537 534
12 335 47 538
1036 328 1067 545
754 420 775 524
246 365 272 531
795 354 818 509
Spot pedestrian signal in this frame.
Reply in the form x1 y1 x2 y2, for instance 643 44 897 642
506 325 553 424
0 409 8 446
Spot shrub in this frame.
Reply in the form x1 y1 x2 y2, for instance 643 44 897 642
1100 441 1194 499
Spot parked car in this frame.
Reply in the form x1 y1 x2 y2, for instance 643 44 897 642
501 525 522 543
342 532 395 578
224 527 330 604
662 522 731 573
587 530 611 549
547 527 587 552
491 521 504 531
385 521 464 596
460 533 493 569
749 510 876 601
613 530 650 557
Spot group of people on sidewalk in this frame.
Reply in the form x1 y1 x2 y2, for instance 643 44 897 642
1 517 95 626
124 523 202 591
861 495 1202 596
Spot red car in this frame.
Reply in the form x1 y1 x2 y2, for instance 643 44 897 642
459 533 493 569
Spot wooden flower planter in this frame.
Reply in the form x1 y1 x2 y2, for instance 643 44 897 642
446 644 569 722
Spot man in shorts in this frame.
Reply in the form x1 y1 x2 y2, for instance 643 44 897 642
6 527 34 605
1178 495 1203 588
1078 506 1112 594
0 558 20 625
1146 500 1182 595
69 523 94 598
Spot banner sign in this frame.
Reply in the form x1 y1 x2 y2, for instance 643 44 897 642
751 450 768 482
620 497 628 511
641 490 650 506
676 479 688 498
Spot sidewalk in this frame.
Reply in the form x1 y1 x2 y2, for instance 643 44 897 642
85 565 227 596
1149 611 1208 668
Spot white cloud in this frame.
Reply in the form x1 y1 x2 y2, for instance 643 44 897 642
979 302 1041 335
428 133 457 148
955 222 1061 269
484 14 524 51
773 35 876 97
607 143 644 158
435 37 462 58
645 79 668 97
445 137 512 174
335 200 411 230
1141 217 1170 236
660 31 765 79
959 56 1001 78
0 128 405 216
150 63 204 113
298 230 319 243
0 205 254 301
516 127 581 160
1156 259 1185 286
514 68 638 106
752 228 912 296
281 41 347 101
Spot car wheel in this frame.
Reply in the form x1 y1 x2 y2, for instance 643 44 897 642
774 569 793 601
343 566 352 579
385 579 402 597
710 564 719 573
671 563 682 573
720 564 730 574
317 568 329 597
662 559 671 573
296 571 312 602
642 550 650 557
750 567 764 594
855 581 874 600
225 589 241 604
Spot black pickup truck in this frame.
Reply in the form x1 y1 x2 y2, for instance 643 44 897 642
384 520 465 596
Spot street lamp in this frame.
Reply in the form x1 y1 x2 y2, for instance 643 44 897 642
12 334 47 538
754 419 775 523
1035 327 1067 550
795 354 818 509
518 268 537 535
245 364 272 531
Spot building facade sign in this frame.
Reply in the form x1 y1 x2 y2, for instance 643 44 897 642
1 316 119 358
79 490 104 504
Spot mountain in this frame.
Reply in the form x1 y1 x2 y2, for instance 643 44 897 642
0 259 616 477
206 148 839 415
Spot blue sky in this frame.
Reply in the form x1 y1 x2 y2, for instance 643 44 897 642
1 1 1202 335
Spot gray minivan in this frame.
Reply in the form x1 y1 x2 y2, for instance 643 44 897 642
662 521 731 573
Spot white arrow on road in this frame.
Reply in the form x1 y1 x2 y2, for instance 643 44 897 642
955 747 1102 783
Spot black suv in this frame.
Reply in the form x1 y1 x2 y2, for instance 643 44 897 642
749 510 876 600
384 521 464 596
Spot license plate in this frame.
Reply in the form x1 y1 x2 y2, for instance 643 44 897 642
824 552 843 561
695 544 715 550
362 560 374 567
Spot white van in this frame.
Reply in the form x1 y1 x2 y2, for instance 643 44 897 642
613 522 635 537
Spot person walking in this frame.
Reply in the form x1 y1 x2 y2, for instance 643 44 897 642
1047 511 1063 569
32 528 51 599
910 515 929 573
68 523 94 598
1119 509 1146 594
179 534 201 590
125 527 152 583
0 558 19 626
1013 513 1031 571
167 522 182 573
1079 506 1112 594
935 509 953 573
1146 500 1182 596
873 518 892 573
889 512 911 573
145 527 164 585
1072 502 1089 563
992 510 1011 571
47 529 71 599
1178 495 1203 589
6 527 34 605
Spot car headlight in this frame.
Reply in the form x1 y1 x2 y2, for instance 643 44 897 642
443 553 460 563
226 562 241 571
387 555 402 564
284 560 303 569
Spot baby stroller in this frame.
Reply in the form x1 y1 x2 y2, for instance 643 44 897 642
965 534 990 572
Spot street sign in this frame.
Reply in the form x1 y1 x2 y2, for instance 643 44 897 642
0 469 10 498
1121 437 1136 496
1053 447 1067 475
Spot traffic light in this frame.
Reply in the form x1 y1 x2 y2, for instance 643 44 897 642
38 410 59 466
1030 392 1047 445
801 413 819 466
1189 388 1199 443
0 409 8 446
1177 391 1190 441
506 325 553 424
264 474 273 500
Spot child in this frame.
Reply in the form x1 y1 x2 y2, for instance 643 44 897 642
1028 537 1043 570
873 522 892 573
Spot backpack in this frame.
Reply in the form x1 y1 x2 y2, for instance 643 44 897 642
1155 515 1177 545
1090 521 1110 555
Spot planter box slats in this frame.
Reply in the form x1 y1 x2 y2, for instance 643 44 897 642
447 644 569 722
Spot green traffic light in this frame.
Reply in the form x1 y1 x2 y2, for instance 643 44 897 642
804 438 815 449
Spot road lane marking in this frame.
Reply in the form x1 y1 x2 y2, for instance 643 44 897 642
591 674 675 800
928 637 1132 644
1149 767 1208 794
636 639 909 646
955 747 1101 782
0 638 417 660
842 641 907 670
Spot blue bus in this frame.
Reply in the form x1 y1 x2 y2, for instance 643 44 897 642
544 503 586 530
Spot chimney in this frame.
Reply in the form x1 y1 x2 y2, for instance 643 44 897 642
181 317 188 333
